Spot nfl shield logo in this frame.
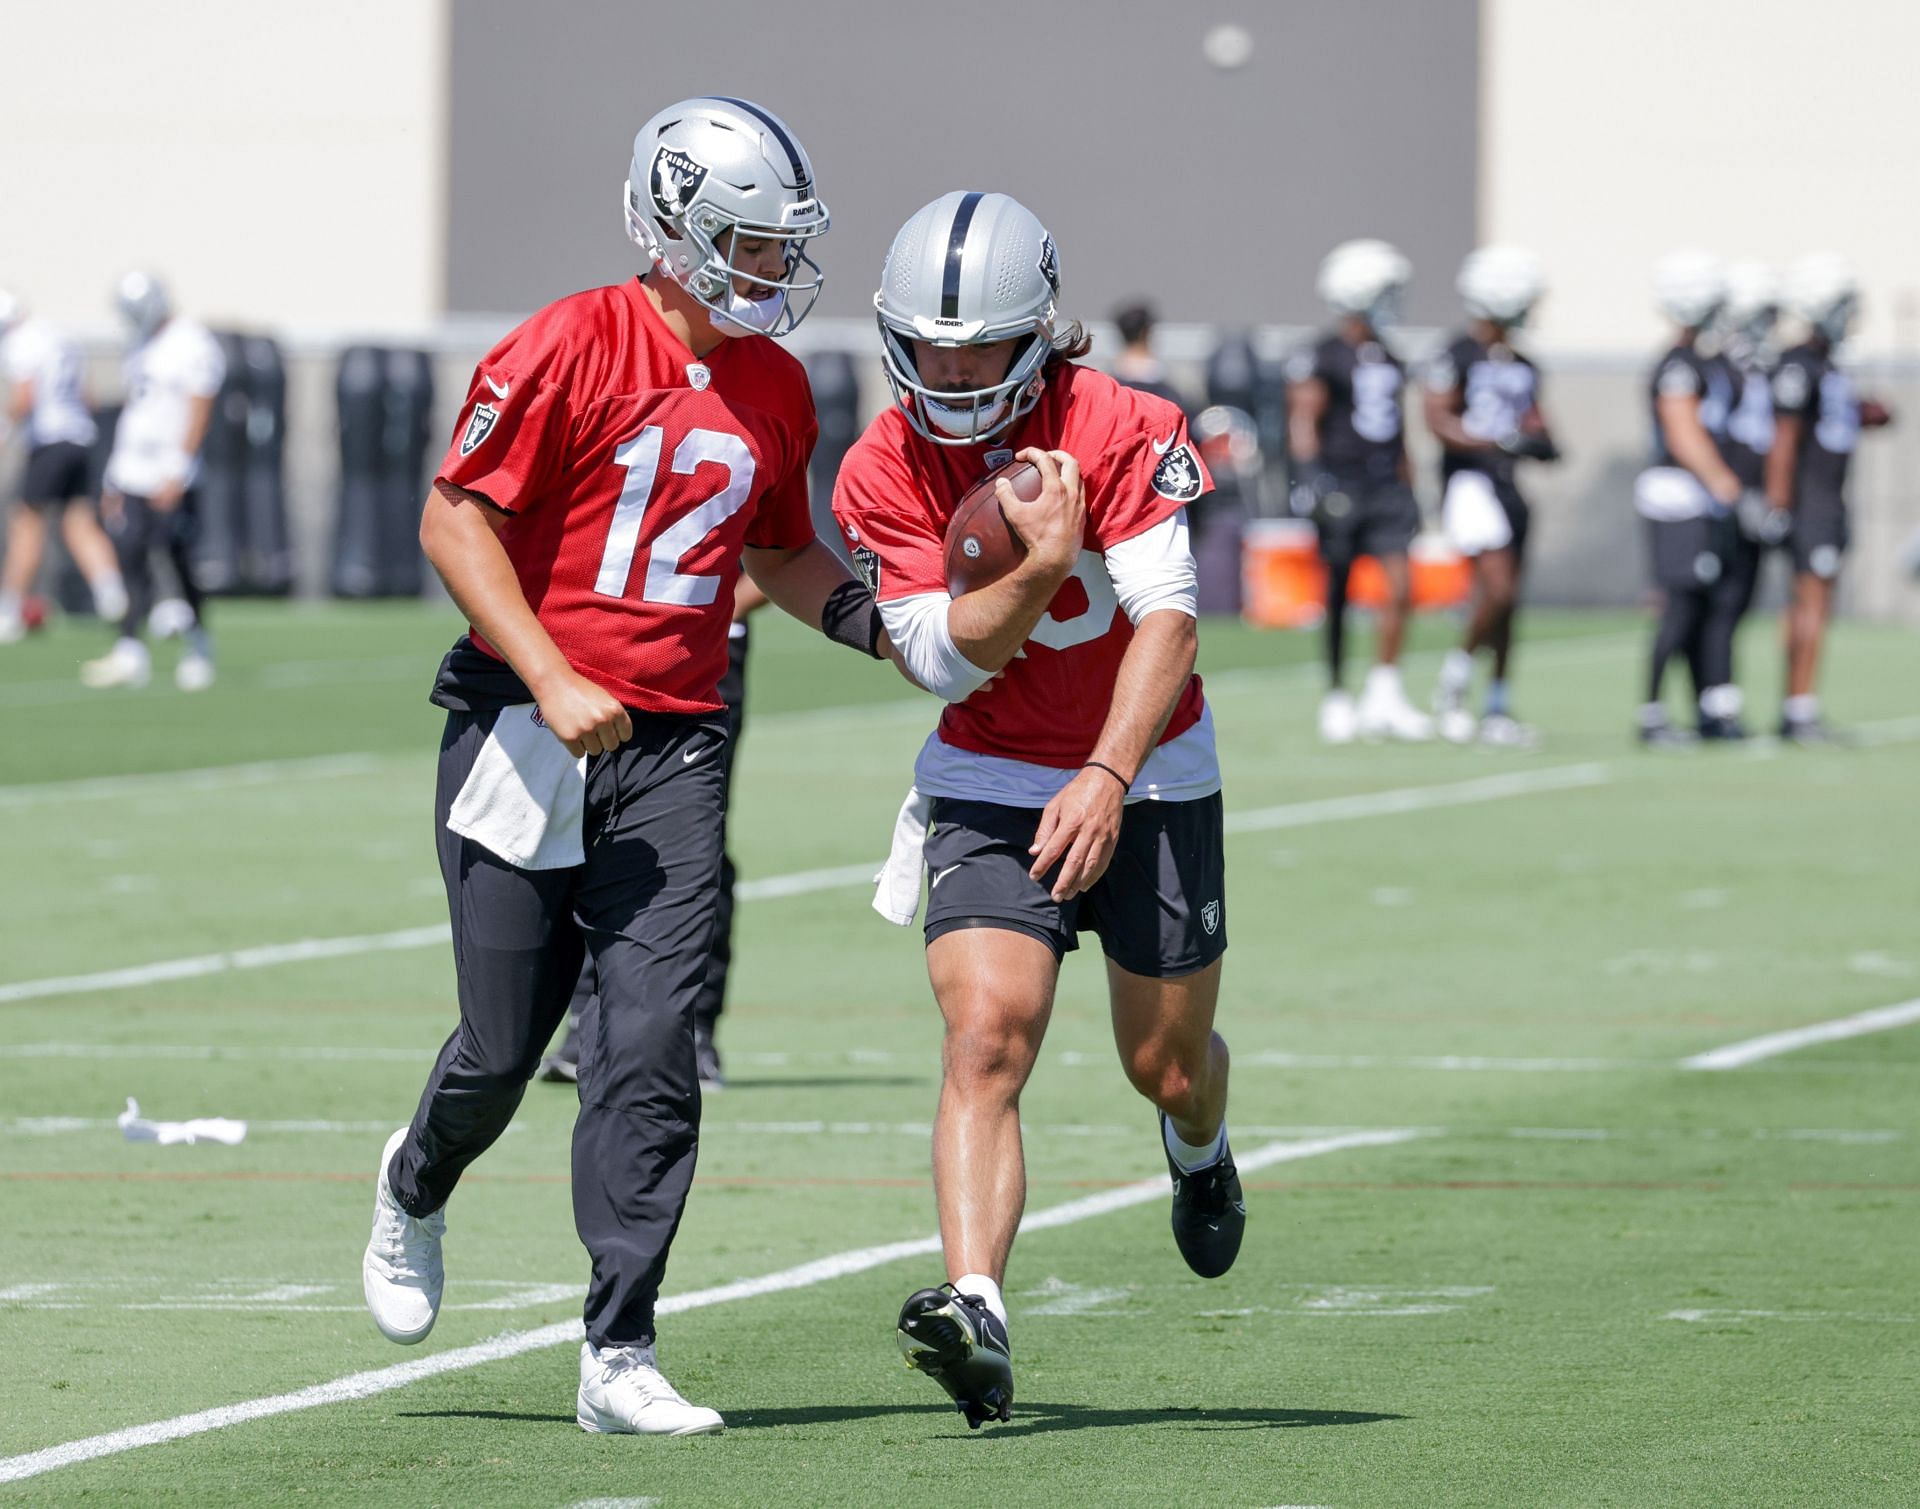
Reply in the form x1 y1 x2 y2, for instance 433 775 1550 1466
984 448 1014 471
686 363 711 391
459 403 498 456
1201 900 1221 935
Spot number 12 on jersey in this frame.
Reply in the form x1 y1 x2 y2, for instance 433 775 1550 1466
594 424 757 605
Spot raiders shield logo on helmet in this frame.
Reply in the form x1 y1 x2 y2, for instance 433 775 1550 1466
459 402 498 457
1151 443 1204 502
1037 234 1060 295
650 146 710 220
852 545 880 592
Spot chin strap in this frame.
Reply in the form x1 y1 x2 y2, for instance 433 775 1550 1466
822 579 885 658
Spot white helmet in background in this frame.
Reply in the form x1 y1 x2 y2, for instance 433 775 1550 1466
1652 250 1726 330
1785 253 1858 342
624 96 829 338
114 270 171 341
1457 245 1545 328
1720 260 1779 341
874 190 1063 446
1317 239 1411 329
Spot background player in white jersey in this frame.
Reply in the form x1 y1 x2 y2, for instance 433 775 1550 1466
836 192 1240 1429
1422 247 1561 747
0 291 127 642
81 272 223 691
1287 240 1431 743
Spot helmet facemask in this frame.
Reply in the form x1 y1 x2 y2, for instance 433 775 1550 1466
877 316 1052 446
626 181 827 338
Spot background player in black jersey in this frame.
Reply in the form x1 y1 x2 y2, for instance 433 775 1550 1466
1633 252 1746 746
1766 255 1894 744
1699 260 1783 733
1422 246 1560 747
1287 239 1431 744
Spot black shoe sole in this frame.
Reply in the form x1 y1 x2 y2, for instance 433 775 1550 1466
897 1289 1013 1428
1164 1118 1247 1279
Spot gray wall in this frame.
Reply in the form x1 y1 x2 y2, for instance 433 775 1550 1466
446 0 1480 328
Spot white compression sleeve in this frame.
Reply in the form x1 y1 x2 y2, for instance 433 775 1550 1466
878 593 995 702
1104 509 1198 624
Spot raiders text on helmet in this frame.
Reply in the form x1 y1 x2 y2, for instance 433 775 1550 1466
874 191 1063 445
1316 239 1412 330
1653 250 1726 330
624 97 829 338
1457 245 1544 327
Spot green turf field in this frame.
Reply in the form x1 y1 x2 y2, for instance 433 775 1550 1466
2 602 1917 1507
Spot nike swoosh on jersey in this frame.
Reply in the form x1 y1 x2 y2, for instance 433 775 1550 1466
484 374 510 399
1151 429 1178 455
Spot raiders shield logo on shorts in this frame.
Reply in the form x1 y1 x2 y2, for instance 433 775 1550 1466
1151 443 1204 502
459 403 498 456
1202 899 1221 935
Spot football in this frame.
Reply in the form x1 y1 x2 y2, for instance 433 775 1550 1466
944 460 1041 596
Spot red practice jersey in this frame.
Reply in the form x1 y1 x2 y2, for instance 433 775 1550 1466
832 364 1210 768
435 278 818 714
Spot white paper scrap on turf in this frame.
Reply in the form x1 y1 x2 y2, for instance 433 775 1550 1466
0 1128 1422 1485
117 1098 247 1146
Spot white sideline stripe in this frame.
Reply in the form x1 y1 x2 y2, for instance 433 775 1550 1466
0 754 386 809
1680 996 1920 1070
0 1128 1419 1484
0 763 1614 1004
0 926 450 1005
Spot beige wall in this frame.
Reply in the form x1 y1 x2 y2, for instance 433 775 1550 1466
0 1 447 336
1482 0 1920 356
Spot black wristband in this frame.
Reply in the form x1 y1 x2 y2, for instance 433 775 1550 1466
822 579 885 658
1084 760 1132 790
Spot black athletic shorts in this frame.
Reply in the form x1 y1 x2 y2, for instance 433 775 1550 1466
1645 513 1736 594
20 441 92 507
922 792 1227 979
1788 493 1849 580
1314 476 1420 567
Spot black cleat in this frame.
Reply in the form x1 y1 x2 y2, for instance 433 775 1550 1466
896 1285 1013 1428
536 1051 579 1084
1779 716 1851 747
1637 720 1696 749
1696 714 1749 742
1162 1114 1245 1279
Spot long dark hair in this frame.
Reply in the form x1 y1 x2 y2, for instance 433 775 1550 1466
1045 318 1093 367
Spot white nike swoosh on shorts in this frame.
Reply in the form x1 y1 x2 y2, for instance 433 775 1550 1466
930 863 962 890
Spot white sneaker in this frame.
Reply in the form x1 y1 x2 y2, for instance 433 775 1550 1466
1357 667 1433 741
577 1341 725 1436
1437 706 1477 744
175 652 215 692
1478 712 1540 750
362 1127 444 1345
0 612 23 646
80 641 151 689
1318 689 1359 745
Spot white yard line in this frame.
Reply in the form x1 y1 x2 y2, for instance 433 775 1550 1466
0 753 387 809
1224 763 1608 833
0 1128 1420 1485
1680 996 1920 1070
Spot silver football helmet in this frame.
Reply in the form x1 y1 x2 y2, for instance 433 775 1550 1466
1719 260 1779 344
1786 252 1858 342
875 191 1063 446
1317 239 1411 330
114 270 171 341
624 96 829 338
1652 250 1725 330
1457 245 1544 328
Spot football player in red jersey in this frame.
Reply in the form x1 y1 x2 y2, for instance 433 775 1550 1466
362 98 892 1437
833 192 1241 1429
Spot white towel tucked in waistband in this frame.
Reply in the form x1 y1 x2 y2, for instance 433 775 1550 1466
1634 466 1717 522
445 703 588 869
872 785 932 925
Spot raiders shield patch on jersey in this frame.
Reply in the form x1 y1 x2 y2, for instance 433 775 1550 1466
852 545 880 592
1151 442 1204 502
459 403 498 456
650 146 709 220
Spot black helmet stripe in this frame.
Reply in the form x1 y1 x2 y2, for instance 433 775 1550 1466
708 95 809 191
941 192 985 321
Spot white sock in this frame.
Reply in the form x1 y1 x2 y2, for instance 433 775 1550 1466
185 626 212 659
1439 648 1473 693
0 591 20 620
89 572 127 618
1365 663 1403 696
1699 683 1743 719
952 1272 1007 1328
1163 1116 1226 1172
114 636 150 667
1784 694 1819 723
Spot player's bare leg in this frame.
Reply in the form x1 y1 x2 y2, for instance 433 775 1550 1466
60 500 126 615
1108 956 1243 1277
898 926 1054 1427
0 507 48 637
927 927 1060 1284
1359 553 1432 740
1782 572 1835 741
